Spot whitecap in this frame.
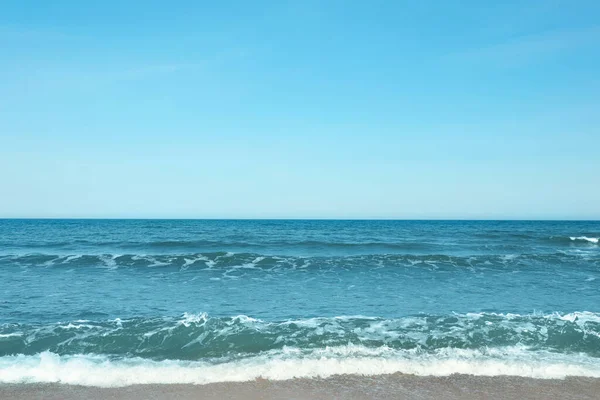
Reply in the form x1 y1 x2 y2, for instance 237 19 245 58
2 346 600 387
570 236 599 244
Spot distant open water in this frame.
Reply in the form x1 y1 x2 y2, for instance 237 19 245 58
0 219 599 386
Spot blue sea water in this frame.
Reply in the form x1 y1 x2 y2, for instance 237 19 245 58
0 219 599 386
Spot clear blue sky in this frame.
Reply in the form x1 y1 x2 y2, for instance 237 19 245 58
1 1 599 219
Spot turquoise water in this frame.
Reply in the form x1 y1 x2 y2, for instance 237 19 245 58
1 220 599 386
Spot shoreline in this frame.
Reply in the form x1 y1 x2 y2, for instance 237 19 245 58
2 374 600 400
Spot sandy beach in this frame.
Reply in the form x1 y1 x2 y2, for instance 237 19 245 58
2 374 600 400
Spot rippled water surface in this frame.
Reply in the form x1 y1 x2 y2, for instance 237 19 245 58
1 220 599 386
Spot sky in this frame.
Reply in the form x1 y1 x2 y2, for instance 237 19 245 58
1 1 599 219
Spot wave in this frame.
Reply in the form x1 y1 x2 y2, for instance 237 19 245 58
1 345 600 387
4 233 599 253
570 236 599 244
1 252 598 271
545 236 600 245
2 312 600 360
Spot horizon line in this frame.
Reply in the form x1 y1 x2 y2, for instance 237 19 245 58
1 217 599 222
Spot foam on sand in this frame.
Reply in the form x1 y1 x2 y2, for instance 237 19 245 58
2 345 600 387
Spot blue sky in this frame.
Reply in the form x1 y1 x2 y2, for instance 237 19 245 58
1 1 599 219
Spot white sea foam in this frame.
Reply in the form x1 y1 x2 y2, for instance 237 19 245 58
230 315 261 324
57 323 98 330
61 255 83 264
570 236 599 244
2 311 599 387
460 311 600 324
145 257 171 268
0 333 22 338
98 254 120 270
179 312 208 327
181 255 209 270
1 346 600 387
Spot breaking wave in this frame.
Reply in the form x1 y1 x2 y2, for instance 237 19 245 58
1 251 598 271
570 236 599 244
1 345 600 387
4 311 599 387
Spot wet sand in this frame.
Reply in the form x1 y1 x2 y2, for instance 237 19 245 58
2 374 599 400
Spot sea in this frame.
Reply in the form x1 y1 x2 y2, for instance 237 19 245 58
0 219 599 387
